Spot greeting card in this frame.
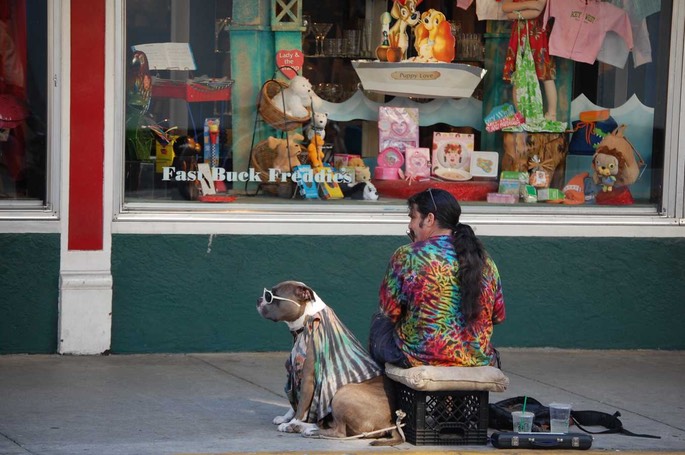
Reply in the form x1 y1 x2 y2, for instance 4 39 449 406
404 147 431 179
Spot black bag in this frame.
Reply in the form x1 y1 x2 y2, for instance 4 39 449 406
489 396 660 439
491 431 594 450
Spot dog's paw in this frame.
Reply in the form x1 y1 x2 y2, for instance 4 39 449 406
302 426 320 438
277 421 299 433
273 408 295 425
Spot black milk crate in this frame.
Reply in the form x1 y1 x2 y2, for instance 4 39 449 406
395 382 489 445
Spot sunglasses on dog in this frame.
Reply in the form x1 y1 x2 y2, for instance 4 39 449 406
262 288 301 306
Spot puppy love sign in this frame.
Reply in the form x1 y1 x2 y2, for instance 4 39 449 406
276 49 304 79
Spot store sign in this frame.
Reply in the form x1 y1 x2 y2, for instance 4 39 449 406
160 167 351 184
276 50 304 79
390 70 441 81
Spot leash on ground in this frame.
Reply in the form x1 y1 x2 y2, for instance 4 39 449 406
314 410 406 442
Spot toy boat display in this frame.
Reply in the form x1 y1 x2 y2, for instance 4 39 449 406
351 60 486 99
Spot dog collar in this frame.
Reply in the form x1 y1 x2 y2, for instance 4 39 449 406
285 292 327 334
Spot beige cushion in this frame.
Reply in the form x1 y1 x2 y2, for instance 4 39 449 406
385 363 509 392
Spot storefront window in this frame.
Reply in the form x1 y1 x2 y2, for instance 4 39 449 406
0 0 48 208
122 0 675 212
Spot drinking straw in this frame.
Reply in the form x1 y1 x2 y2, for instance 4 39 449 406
519 396 528 432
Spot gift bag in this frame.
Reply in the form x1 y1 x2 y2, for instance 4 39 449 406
569 110 619 155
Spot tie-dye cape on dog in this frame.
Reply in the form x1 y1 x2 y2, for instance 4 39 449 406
285 305 382 423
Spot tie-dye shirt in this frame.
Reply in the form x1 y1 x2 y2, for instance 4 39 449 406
379 235 505 367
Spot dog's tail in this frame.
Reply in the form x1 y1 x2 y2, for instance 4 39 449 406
369 428 404 446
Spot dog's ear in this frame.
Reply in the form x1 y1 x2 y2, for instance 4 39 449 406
390 1 401 19
294 283 315 302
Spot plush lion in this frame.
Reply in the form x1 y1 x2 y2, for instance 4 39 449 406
594 125 642 187
592 146 624 192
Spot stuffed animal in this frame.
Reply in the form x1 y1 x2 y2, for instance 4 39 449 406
305 111 328 141
275 75 313 118
347 156 373 182
341 181 379 200
413 9 455 62
268 133 304 174
307 134 325 170
354 165 371 183
592 146 626 192
594 125 642 187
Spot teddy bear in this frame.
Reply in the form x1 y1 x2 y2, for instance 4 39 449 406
305 111 328 141
268 133 304 175
592 146 626 192
275 75 313 119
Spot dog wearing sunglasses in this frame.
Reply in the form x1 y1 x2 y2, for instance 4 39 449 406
256 281 402 445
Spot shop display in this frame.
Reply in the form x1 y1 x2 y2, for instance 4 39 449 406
118 0 668 210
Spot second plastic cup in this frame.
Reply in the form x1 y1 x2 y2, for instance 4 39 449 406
512 410 534 432
549 403 572 433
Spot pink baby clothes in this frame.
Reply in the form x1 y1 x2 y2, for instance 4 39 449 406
476 0 508 21
543 0 633 65
597 19 651 69
457 0 474 10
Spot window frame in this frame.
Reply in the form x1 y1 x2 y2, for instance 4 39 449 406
0 1 61 227
111 0 685 238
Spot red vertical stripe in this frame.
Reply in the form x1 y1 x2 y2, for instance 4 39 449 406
68 0 105 250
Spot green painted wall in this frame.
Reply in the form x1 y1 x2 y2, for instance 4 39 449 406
0 234 59 354
111 234 685 353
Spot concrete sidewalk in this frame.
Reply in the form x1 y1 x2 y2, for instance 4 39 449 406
0 349 684 455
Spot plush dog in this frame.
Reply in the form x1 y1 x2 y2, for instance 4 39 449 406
267 133 304 174
341 181 379 200
275 75 313 118
413 9 455 62
389 0 422 59
256 281 401 445
305 111 328 141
